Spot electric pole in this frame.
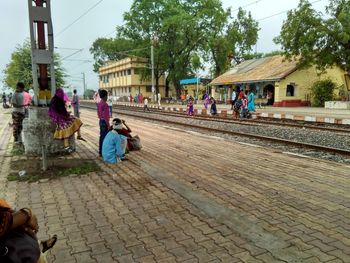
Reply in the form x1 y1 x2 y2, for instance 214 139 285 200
151 38 155 103
82 73 86 99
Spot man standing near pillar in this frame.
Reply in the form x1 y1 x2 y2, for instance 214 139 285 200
11 82 26 144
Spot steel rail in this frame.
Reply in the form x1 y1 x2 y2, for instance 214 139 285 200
81 103 350 156
108 103 350 134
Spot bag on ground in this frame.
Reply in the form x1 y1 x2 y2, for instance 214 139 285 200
129 135 142 150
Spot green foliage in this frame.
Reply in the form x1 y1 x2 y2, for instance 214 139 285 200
90 0 259 95
84 89 96 99
274 0 350 72
310 79 336 107
3 40 66 90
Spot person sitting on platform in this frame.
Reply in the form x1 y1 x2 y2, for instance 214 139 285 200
48 88 85 151
102 118 128 164
0 199 57 263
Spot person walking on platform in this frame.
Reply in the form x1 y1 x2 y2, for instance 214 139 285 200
102 118 128 164
2 92 7 108
71 89 80 118
157 93 161 107
210 97 218 115
143 97 150 112
187 97 194 116
247 87 255 112
107 94 113 117
231 89 237 110
97 90 110 156
11 82 27 144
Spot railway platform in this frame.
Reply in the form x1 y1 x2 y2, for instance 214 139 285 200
113 102 350 125
1 107 350 262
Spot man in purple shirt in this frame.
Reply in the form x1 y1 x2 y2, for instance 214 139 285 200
97 89 110 156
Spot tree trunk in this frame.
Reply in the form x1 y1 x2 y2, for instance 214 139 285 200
165 77 170 97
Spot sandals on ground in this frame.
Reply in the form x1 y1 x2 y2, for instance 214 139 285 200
41 234 57 253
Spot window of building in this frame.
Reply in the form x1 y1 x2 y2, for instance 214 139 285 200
99 76 102 81
134 68 140 75
127 69 132 75
129 87 132 93
124 70 127 76
286 84 295 96
146 86 152 92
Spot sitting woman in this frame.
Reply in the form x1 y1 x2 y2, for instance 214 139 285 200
102 118 128 164
0 199 57 263
48 88 85 151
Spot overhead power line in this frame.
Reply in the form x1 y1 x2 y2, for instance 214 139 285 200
257 0 322 21
232 0 263 12
56 0 105 37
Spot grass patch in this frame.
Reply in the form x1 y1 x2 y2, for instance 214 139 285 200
11 144 25 156
8 159 100 183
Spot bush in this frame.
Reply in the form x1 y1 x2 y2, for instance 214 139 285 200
310 79 336 107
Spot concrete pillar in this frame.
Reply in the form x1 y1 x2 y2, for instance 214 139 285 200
22 107 75 156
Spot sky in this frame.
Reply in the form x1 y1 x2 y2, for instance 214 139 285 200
0 0 328 94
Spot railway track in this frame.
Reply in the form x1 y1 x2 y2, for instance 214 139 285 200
81 103 350 157
108 103 350 134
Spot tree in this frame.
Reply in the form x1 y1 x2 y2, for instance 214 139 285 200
274 0 350 73
3 40 66 90
90 37 140 72
204 7 259 77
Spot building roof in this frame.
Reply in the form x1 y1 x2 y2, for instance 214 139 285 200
210 55 298 86
180 78 211 85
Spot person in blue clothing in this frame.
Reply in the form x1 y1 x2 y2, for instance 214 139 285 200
247 86 255 112
102 118 128 164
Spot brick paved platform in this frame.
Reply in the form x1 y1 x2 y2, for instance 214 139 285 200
1 107 350 263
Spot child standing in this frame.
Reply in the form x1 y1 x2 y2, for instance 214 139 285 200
107 95 113 117
97 90 110 156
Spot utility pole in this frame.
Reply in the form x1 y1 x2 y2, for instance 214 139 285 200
82 73 86 99
151 38 155 103
196 73 199 104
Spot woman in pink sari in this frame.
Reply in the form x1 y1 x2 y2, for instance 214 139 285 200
48 88 84 150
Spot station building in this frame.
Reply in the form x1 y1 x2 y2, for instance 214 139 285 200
179 78 212 98
98 57 166 99
210 55 349 106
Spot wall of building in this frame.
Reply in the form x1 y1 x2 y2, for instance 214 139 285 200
275 66 347 106
98 58 167 100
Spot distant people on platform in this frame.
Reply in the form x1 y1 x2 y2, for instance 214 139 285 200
231 89 237 110
266 91 273 106
143 97 150 112
203 93 210 110
157 93 161 107
97 89 110 156
129 94 133 105
102 118 128 164
210 97 218 116
71 89 80 118
107 94 113 117
2 92 9 108
187 97 194 116
93 90 101 104
11 82 30 144
247 88 255 112
48 88 85 152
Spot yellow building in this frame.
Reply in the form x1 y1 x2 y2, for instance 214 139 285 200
99 57 166 99
210 55 350 106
